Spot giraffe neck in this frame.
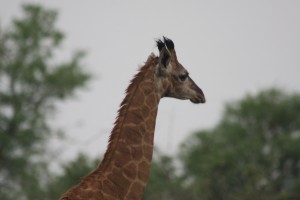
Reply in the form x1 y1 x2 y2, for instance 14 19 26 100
59 55 160 200
96 55 160 199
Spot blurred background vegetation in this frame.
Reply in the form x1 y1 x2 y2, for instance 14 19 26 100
1 3 300 200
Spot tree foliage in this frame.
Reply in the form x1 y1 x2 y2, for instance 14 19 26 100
1 4 299 200
47 89 300 200
45 154 100 200
180 89 300 200
0 4 90 199
142 152 192 200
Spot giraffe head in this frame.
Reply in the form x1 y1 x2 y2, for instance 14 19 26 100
155 37 206 104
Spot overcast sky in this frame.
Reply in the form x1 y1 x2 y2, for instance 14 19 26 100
1 0 299 169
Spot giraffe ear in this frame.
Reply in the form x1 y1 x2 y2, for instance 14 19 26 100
158 47 171 68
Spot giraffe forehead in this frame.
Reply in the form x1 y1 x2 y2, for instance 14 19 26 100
169 60 187 74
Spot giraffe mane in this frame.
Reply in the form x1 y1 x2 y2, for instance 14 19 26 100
98 53 158 172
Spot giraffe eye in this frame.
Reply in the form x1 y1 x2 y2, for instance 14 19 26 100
179 74 188 81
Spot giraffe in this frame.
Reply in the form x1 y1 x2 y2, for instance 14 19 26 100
59 37 205 200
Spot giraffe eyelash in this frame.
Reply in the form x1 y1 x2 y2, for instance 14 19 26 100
178 73 189 81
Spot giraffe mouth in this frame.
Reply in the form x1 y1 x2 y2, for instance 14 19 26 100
190 94 206 104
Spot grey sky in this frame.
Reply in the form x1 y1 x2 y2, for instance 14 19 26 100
1 0 299 170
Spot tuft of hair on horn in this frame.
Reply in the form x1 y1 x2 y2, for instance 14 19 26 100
156 39 165 51
163 36 174 50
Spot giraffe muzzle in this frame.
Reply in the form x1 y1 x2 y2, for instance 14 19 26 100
190 92 206 104
190 78 206 104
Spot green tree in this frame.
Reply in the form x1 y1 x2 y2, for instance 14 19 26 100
180 89 300 200
143 151 192 200
0 4 90 199
45 153 100 199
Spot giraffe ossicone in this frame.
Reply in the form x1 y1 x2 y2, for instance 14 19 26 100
60 37 205 200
